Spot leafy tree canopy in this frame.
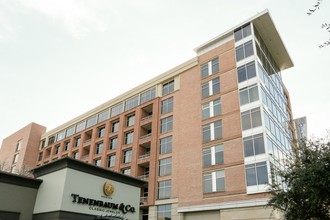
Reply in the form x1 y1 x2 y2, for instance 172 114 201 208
268 138 330 220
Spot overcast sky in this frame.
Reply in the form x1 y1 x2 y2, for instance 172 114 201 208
1 0 329 144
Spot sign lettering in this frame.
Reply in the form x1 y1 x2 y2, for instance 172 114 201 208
71 193 136 214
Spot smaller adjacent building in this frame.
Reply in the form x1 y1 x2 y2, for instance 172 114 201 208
294 117 307 142
0 122 46 174
0 157 146 220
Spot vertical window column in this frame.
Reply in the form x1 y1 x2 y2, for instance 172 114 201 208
202 78 220 98
201 58 219 78
203 170 225 193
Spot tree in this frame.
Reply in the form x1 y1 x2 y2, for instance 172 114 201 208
0 161 33 177
14 164 33 177
0 160 9 172
306 0 330 48
268 138 330 220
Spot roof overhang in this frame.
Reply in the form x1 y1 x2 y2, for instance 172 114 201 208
195 10 293 71
252 11 293 70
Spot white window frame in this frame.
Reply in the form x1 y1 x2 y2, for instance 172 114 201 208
202 99 221 119
203 170 225 193
201 58 219 78
202 120 222 142
203 144 224 167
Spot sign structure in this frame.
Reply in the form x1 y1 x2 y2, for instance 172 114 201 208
70 181 137 220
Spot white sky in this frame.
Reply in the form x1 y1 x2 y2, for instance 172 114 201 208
1 0 330 144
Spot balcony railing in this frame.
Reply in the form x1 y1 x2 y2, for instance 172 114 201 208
82 155 89 160
140 133 152 140
140 196 148 203
141 115 152 122
83 139 91 145
138 153 150 160
137 174 149 181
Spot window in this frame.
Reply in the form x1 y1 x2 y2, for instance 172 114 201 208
234 24 251 42
40 139 46 149
74 136 81 147
245 161 268 186
125 131 134 145
162 80 174 96
158 180 171 199
110 103 123 117
237 61 256 83
243 133 265 157
72 151 79 159
203 144 224 167
56 130 65 142
66 126 75 137
86 115 97 128
236 40 254 62
16 140 22 151
76 121 86 133
95 142 103 154
54 145 60 155
125 95 139 111
201 58 219 78
202 99 221 119
203 170 225 193
157 204 171 220
126 114 135 127
48 136 55 145
109 137 118 150
161 97 174 114
160 136 172 154
267 135 287 162
159 157 172 176
98 127 105 138
94 158 101 166
111 120 119 133
241 107 262 130
122 168 131 175
13 154 19 163
64 141 70 151
108 155 116 168
123 149 132 163
201 77 220 98
11 166 17 174
160 116 173 134
98 109 110 123
239 84 259 106
38 152 43 161
202 120 222 142
140 87 156 104
212 58 220 75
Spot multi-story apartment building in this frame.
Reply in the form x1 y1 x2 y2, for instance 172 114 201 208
1 10 296 220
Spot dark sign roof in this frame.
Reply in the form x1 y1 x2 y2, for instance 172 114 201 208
0 171 42 189
31 157 147 188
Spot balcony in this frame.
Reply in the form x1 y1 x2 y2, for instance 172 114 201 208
141 105 153 123
141 115 152 122
83 139 91 145
140 133 152 140
140 122 152 143
140 196 148 204
82 155 89 160
137 174 149 181
138 153 150 161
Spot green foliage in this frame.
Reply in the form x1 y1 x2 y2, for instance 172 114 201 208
268 139 330 220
